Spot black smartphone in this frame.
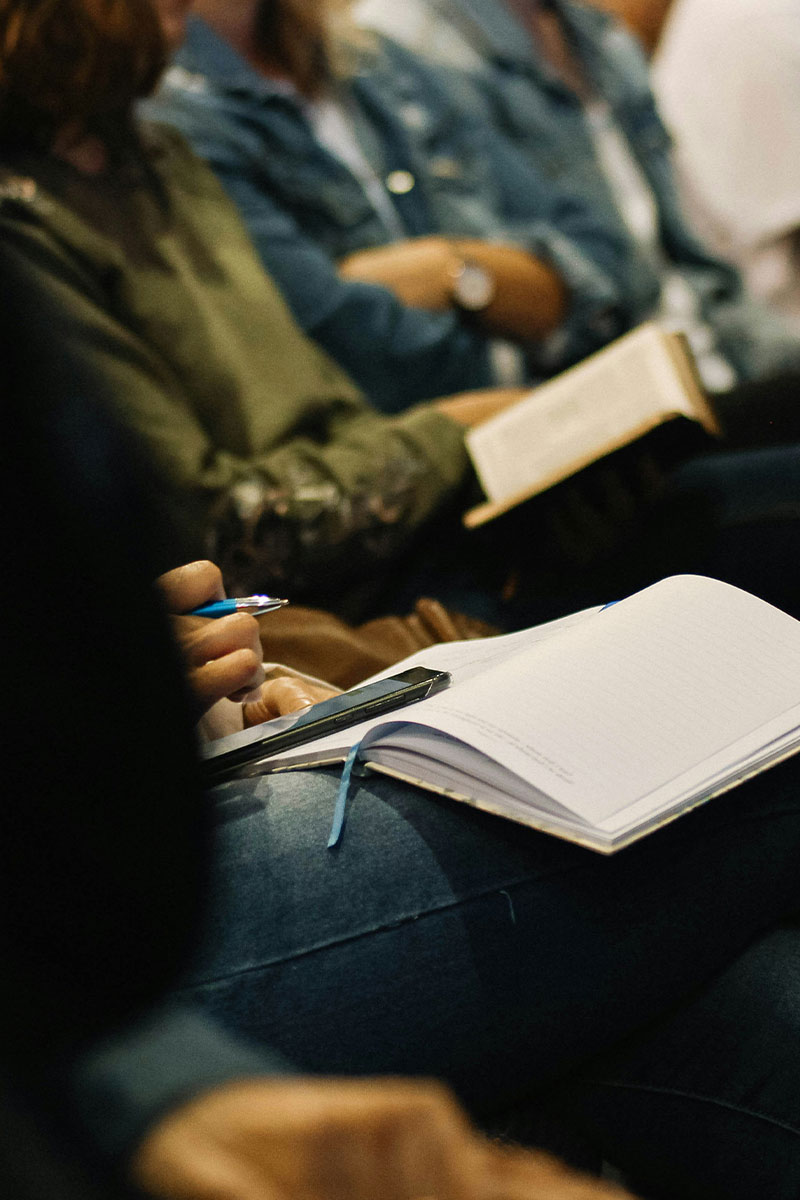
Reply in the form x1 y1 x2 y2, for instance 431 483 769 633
201 665 450 783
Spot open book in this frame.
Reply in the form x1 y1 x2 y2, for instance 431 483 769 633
464 322 720 528
253 576 800 853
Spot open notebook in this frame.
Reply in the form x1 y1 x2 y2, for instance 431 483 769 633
239 576 800 853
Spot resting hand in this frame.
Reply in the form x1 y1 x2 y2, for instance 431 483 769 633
435 387 528 428
242 675 340 728
339 237 566 341
131 1077 636 1200
156 561 265 715
339 236 456 310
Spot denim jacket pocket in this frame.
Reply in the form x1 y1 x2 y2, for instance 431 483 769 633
404 111 507 235
262 161 388 256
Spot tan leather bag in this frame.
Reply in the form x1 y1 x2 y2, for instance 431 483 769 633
258 598 498 690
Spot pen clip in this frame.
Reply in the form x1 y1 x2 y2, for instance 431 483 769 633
248 602 287 616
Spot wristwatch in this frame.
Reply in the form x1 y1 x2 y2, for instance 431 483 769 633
449 256 496 312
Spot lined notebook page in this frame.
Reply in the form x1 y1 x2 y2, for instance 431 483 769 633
264 606 599 766
466 324 696 502
379 576 800 824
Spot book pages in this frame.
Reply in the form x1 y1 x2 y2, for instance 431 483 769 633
464 324 715 526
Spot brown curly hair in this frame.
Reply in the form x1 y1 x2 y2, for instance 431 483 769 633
0 0 166 153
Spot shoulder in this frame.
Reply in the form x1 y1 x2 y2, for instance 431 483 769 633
138 119 215 183
0 169 66 287
360 32 451 92
142 67 300 171
658 0 774 54
0 165 77 268
143 65 228 134
358 32 488 126
0 168 47 224
0 168 111 316
656 0 797 87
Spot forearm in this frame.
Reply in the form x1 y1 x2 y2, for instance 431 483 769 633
110 394 469 603
451 239 567 340
204 405 470 600
339 237 567 342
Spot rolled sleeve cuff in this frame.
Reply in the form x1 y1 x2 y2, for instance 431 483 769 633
392 405 470 491
68 1004 294 1164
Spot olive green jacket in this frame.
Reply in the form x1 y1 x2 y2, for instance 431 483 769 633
0 126 468 604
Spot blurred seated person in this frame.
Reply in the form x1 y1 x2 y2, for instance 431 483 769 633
0 0 532 622
145 0 635 412
653 0 800 335
6 232 800 1200
4 0 800 636
0 249 636 1200
354 0 800 392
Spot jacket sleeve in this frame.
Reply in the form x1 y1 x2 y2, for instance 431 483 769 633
64 1003 294 1166
145 96 498 412
429 60 638 370
0 216 469 599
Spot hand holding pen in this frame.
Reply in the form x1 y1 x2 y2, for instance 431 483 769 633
157 561 337 729
156 562 287 714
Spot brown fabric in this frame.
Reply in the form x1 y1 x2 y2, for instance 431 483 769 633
258 598 499 690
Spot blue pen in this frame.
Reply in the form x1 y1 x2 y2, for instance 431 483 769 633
190 595 289 618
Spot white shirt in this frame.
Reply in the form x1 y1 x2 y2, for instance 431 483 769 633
653 0 800 331
307 94 409 241
584 99 736 390
308 88 525 384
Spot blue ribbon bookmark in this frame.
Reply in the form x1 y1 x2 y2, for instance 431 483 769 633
328 741 366 849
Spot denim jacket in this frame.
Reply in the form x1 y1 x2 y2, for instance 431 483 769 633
355 0 800 383
143 19 633 412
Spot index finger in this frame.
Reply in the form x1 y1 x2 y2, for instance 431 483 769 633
156 561 225 614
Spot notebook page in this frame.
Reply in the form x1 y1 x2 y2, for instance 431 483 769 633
368 576 800 825
594 709 800 837
467 324 695 502
261 607 599 768
357 606 600 687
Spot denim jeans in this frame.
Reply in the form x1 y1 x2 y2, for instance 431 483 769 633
551 926 800 1198
179 753 800 1198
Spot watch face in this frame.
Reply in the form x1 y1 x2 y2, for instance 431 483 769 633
453 260 495 311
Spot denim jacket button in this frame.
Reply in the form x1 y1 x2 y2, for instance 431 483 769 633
386 170 415 195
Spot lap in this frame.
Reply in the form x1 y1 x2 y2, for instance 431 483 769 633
182 754 800 1115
